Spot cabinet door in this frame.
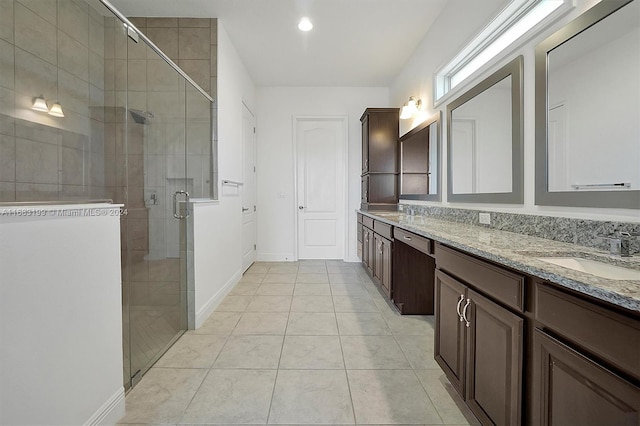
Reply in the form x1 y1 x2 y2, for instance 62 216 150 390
373 234 383 284
466 289 523 426
434 270 466 396
366 228 375 275
381 237 392 297
357 223 363 260
361 175 369 203
532 329 640 426
362 116 369 173
362 228 370 269
368 112 399 173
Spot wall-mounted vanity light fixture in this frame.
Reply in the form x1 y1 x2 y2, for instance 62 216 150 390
32 96 49 112
48 102 65 117
32 96 65 117
400 96 422 119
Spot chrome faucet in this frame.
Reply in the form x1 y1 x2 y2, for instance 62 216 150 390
619 232 639 257
599 231 639 257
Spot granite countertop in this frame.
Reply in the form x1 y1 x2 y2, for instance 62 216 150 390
359 210 640 313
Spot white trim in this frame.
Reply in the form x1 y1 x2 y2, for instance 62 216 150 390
83 387 125 426
292 115 349 261
241 101 258 272
434 0 573 107
195 269 242 328
257 252 297 262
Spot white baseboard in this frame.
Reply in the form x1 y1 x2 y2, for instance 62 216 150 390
84 387 125 426
194 269 242 328
257 253 296 262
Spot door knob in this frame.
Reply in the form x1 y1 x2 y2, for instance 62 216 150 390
298 206 304 210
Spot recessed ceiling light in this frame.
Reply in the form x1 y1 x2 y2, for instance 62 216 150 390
298 17 313 32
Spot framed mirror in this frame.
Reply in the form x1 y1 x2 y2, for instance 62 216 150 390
447 56 524 203
535 0 640 209
399 112 441 201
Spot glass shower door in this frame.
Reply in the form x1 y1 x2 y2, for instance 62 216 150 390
122 26 190 389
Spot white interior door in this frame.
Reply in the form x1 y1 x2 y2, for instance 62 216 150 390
451 118 477 194
295 117 347 259
548 103 567 191
242 104 257 272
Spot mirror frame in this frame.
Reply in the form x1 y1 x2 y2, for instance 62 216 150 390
399 112 442 201
446 55 524 204
535 0 639 209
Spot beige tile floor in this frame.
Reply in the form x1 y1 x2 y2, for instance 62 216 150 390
118 260 479 425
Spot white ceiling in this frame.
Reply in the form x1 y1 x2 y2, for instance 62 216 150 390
110 0 449 87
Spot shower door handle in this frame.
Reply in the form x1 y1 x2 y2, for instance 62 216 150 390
173 190 190 219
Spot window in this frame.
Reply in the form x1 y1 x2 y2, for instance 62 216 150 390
435 0 571 104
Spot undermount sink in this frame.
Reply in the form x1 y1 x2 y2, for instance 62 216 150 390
536 257 640 280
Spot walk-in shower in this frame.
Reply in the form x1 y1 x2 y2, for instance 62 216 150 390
0 0 216 391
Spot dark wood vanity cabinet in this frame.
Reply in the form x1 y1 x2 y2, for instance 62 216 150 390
531 282 640 426
357 215 363 260
434 242 640 426
532 330 639 426
360 215 393 299
373 233 392 298
362 226 374 276
435 269 523 426
360 108 399 210
393 228 435 314
360 211 640 426
435 244 524 426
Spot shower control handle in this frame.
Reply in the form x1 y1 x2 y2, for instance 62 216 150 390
173 190 190 219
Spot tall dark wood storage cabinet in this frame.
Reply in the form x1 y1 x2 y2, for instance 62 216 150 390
361 108 399 210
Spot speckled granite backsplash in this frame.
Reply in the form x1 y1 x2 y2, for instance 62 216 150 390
398 204 640 254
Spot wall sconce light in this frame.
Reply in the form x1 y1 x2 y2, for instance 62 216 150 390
400 96 422 119
32 96 49 112
31 96 65 117
48 102 65 118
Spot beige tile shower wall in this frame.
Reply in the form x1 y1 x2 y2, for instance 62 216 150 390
0 0 108 203
130 17 217 199
131 17 218 98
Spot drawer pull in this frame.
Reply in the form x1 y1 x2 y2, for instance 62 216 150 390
462 299 471 328
404 236 412 240
456 294 465 321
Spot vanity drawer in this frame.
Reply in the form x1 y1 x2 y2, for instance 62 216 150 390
363 216 374 230
535 282 640 379
394 228 432 254
374 221 393 240
435 243 524 312
357 213 363 224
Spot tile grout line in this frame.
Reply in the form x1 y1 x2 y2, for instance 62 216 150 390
175 278 245 424
330 265 358 425
265 262 299 425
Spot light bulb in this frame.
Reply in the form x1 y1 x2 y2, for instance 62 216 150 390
298 17 313 31
400 105 413 119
